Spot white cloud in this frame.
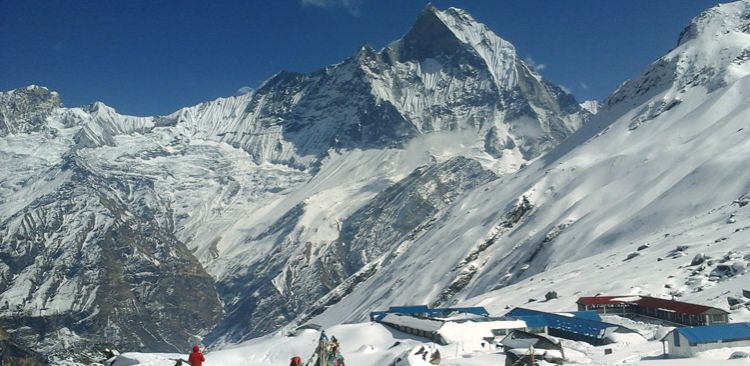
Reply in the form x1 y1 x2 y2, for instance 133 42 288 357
301 0 363 15
524 56 546 72
559 84 572 94
236 86 254 95
579 81 589 90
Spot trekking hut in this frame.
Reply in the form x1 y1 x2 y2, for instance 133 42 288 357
660 322 750 357
376 313 527 345
505 307 639 346
371 305 529 345
577 295 729 326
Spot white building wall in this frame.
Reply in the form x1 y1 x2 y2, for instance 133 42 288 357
667 332 750 357
690 339 750 355
667 333 692 358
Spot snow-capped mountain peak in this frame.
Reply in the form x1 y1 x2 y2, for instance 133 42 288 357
677 0 750 46
389 4 520 90
670 0 750 86
87 101 116 114
606 0 750 114
579 100 600 115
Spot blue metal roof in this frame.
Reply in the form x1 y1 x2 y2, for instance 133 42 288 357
425 306 489 318
509 315 548 328
566 311 602 321
677 323 750 344
388 305 430 314
369 311 388 322
371 305 489 320
442 306 490 317
505 308 628 340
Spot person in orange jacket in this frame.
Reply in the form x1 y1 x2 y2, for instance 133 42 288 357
188 345 205 366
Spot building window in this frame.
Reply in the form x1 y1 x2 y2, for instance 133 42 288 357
710 314 726 322
673 332 680 347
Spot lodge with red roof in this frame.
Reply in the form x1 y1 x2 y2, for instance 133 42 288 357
576 295 729 326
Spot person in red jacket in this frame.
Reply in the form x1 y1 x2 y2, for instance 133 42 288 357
188 345 205 366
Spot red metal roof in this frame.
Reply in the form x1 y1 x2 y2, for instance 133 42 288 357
577 295 728 315
577 296 629 306
636 296 725 315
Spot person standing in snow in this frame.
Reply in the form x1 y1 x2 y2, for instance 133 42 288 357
333 350 345 366
188 345 205 366
330 336 344 366
319 330 328 345
290 356 302 366
310 331 334 366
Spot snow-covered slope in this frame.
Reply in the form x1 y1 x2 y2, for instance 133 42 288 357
195 5 588 344
301 0 750 331
0 5 588 352
144 2 750 362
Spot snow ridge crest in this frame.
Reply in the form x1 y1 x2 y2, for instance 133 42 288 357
677 0 750 46
605 0 750 110
392 4 520 89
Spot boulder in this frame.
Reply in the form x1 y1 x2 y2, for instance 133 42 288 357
728 297 745 306
691 253 709 266
625 252 640 261
111 356 141 366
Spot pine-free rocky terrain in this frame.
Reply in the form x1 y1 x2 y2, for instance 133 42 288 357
3 2 750 365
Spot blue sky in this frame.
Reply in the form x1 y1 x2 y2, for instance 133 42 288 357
0 0 728 116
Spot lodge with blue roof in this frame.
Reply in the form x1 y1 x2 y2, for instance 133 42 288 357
368 301 746 359
505 307 640 346
661 322 750 357
370 304 642 346
369 305 546 345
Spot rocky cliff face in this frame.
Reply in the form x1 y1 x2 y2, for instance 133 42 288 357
0 151 222 352
0 86 61 137
0 326 47 365
0 5 588 351
210 156 497 343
